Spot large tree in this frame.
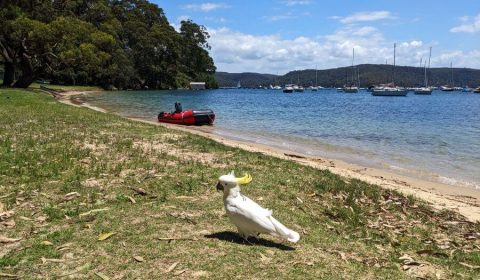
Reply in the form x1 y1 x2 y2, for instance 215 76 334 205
0 0 217 89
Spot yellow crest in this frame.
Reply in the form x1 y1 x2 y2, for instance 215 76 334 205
236 173 252 185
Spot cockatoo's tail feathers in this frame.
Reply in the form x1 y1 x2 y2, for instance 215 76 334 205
268 216 300 243
287 231 300 243
236 173 252 185
229 170 235 176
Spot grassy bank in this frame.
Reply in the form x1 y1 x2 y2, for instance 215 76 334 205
0 88 479 279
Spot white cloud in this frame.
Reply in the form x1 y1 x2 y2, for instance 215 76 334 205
183 2 229 12
205 16 226 23
207 25 480 74
283 0 313 6
177 15 190 22
450 14 480 33
333 11 394 24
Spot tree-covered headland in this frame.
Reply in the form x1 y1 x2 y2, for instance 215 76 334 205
0 0 217 89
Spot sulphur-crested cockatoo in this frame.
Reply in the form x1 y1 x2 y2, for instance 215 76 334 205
216 171 300 243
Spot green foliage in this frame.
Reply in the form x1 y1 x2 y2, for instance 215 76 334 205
0 0 217 89
216 65 480 88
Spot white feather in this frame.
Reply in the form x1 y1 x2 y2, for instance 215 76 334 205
218 174 300 243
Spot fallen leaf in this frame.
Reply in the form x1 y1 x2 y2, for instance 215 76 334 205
41 241 53 246
98 232 115 241
41 257 64 263
95 272 110 280
1 219 15 228
127 196 136 204
133 256 145 262
130 187 147 196
165 262 178 273
459 262 480 269
64 192 80 201
0 210 14 221
0 236 22 243
0 273 19 279
56 243 73 251
174 270 187 276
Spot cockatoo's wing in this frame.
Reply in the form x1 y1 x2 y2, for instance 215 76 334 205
226 195 300 243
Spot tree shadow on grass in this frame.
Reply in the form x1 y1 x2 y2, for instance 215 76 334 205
205 231 295 251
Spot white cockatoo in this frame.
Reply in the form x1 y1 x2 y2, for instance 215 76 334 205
216 171 300 243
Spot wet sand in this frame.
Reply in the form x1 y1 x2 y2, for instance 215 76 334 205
57 91 480 223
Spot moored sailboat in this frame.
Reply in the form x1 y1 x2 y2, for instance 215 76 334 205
372 43 408 96
343 48 359 93
415 47 433 95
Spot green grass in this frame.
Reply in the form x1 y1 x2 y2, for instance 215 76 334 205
0 88 479 279
28 82 102 91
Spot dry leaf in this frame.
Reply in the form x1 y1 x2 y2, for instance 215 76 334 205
130 187 147 196
133 256 145 262
80 208 109 217
459 262 480 269
174 270 187 276
64 192 80 200
165 262 178 273
41 241 53 246
1 219 15 228
0 273 19 279
0 236 22 243
0 210 14 221
41 257 64 263
56 243 73 251
127 196 136 204
98 232 115 241
95 272 110 280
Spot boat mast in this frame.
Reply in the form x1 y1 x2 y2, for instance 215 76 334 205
357 66 360 88
393 43 396 87
351 48 355 86
426 47 432 87
450 62 453 87
315 64 318 87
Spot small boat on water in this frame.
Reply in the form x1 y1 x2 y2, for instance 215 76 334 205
283 85 294 93
343 86 358 93
372 44 408 97
441 85 454 92
372 87 408 96
343 48 359 93
414 87 432 95
158 109 215 125
441 62 455 92
293 85 304 92
474 87 480 93
415 47 433 95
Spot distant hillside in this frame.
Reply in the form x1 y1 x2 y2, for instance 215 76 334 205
216 64 480 88
215 72 278 88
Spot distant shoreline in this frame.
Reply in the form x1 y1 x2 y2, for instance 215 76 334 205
57 90 480 222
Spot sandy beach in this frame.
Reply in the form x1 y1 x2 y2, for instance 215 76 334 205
57 91 480 223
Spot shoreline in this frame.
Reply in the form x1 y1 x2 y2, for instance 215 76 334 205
57 91 480 222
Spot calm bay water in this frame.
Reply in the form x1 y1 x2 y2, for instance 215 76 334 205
84 89 480 189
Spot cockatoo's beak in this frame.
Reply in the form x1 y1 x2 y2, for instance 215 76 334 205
216 182 224 191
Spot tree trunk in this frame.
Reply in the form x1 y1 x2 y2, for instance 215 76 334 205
3 61 15 86
12 54 35 88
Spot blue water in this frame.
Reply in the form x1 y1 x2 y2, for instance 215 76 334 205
84 89 480 189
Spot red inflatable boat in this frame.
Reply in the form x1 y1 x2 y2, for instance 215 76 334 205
158 109 215 125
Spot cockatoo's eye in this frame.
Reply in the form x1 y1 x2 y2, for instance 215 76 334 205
216 182 224 191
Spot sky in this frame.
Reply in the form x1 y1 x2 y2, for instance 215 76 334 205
153 0 480 74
